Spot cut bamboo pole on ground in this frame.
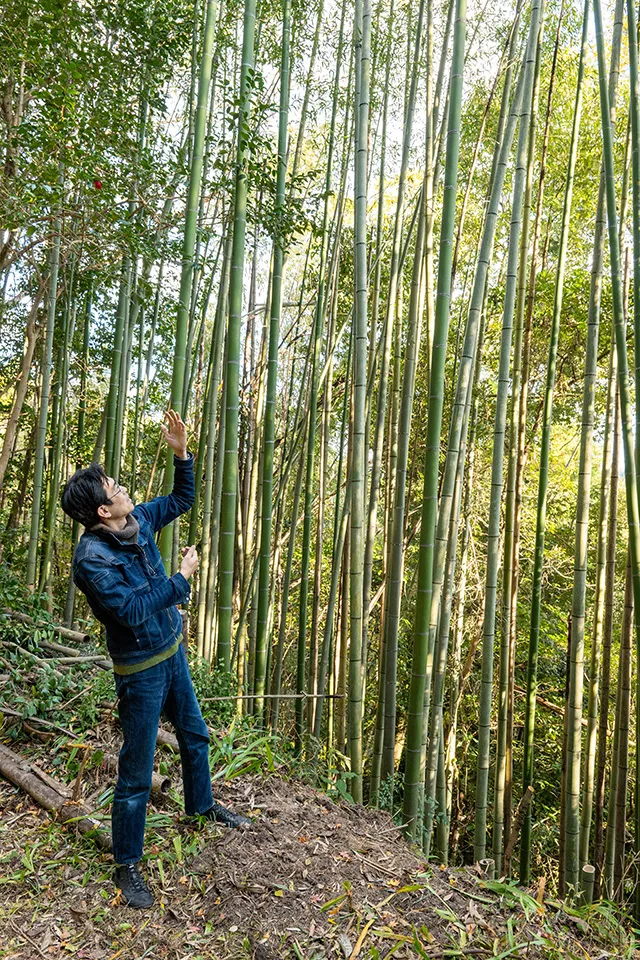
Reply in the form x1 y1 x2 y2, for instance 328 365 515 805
36 638 111 669
0 640 66 674
2 609 91 643
102 752 171 801
0 705 79 738
0 742 112 851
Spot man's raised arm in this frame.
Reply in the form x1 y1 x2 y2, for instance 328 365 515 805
135 410 195 532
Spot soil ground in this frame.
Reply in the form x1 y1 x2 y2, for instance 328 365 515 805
0 718 636 960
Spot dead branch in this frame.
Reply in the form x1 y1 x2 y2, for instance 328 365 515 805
504 785 535 872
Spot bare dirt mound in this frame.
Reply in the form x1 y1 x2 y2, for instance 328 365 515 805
186 775 636 958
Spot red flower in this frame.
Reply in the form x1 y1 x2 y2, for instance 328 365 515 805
93 179 102 190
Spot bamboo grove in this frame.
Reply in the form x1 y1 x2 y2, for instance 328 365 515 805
4 0 640 906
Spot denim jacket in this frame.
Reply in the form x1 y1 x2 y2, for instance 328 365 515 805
72 454 195 667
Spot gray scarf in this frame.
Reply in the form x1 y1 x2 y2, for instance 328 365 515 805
92 514 140 544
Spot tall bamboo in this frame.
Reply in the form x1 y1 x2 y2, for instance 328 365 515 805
104 260 129 478
402 27 526 835
217 0 258 669
376 180 427 802
26 191 61 591
64 282 92 626
594 379 620 896
159 0 218 568
520 0 588 884
401 0 466 838
495 3 549 869
612 556 633 900
421 16 526 796
578 340 616 873
580 0 640 895
474 0 543 862
253 0 292 722
362 0 426 680
40 264 78 593
349 0 371 803
625 0 640 902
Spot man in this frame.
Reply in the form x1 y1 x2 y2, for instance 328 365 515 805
61 409 249 910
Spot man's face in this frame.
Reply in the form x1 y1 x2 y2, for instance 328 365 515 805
97 476 134 523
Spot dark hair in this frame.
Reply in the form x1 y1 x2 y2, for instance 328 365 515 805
61 463 111 528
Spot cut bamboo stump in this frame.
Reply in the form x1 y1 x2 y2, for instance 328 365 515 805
156 728 180 752
477 858 495 880
102 751 171 800
580 864 595 904
0 742 111 850
2 609 91 643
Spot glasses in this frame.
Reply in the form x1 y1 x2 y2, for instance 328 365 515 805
107 482 125 503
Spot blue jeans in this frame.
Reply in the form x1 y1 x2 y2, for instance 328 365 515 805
112 644 213 865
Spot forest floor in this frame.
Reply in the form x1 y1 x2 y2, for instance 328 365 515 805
0 713 637 960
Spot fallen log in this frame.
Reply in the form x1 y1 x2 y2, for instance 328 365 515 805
102 751 172 800
2 609 91 643
0 742 111 850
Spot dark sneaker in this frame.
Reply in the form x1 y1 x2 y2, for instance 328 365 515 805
114 863 154 909
201 800 251 829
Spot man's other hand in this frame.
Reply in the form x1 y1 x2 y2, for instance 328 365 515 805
161 409 188 459
180 545 198 579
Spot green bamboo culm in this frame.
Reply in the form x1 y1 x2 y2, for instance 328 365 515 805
104 260 129 478
158 0 218 570
253 0 292 724
362 0 425 667
216 0 258 669
377 179 427 805
294 11 345 751
349 0 371 804
576 0 625 878
64 281 93 626
624 0 640 912
26 178 62 591
590 0 640 897
410 9 525 834
520 0 589 886
401 0 466 839
474 0 544 864
494 0 540 868
308 0 348 741
40 259 78 593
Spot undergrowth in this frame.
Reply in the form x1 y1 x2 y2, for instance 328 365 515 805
0 564 639 957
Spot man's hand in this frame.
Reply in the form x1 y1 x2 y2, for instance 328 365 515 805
180 545 198 580
160 409 188 460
